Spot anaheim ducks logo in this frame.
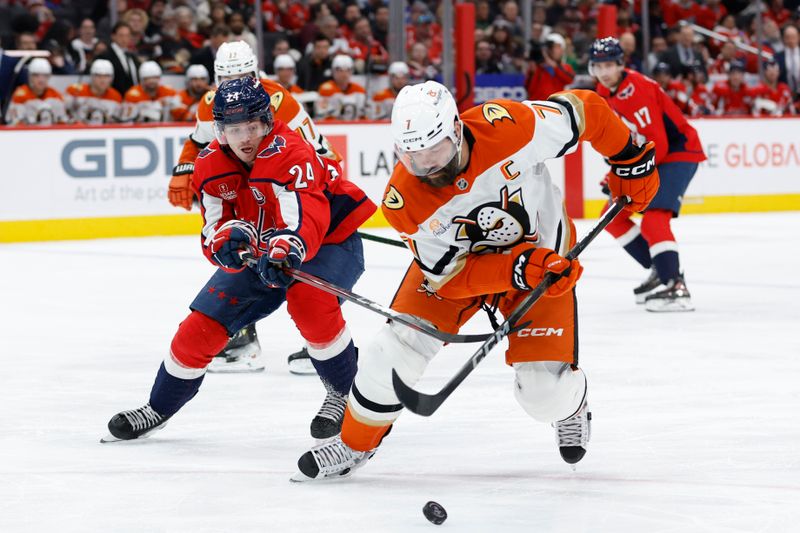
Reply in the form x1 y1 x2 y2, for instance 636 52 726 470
203 90 215 105
383 185 404 210
482 102 514 126
270 91 284 111
453 186 539 252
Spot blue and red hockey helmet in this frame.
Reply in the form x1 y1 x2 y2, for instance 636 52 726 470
212 77 273 144
589 37 624 65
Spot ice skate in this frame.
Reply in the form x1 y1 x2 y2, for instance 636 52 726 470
207 323 265 373
644 275 694 312
291 436 375 482
287 346 317 375
633 267 662 304
553 400 591 465
101 403 170 442
310 384 348 440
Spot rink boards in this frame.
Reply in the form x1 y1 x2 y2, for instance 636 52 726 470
1 118 799 242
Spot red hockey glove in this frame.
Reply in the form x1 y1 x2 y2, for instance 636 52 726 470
207 220 258 272
511 246 583 298
257 232 306 288
606 140 660 213
169 163 194 210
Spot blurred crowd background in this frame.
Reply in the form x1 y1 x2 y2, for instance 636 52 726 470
2 0 800 125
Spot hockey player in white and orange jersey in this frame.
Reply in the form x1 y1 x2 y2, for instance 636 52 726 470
5 58 68 126
293 81 660 481
121 61 185 123
369 61 410 120
167 40 340 374
65 59 122 124
315 54 367 121
177 64 211 122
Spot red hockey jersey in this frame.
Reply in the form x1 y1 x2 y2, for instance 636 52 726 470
596 69 706 164
192 120 376 264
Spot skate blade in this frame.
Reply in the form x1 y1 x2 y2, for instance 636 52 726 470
207 365 266 374
207 356 265 374
289 469 355 483
288 359 317 375
645 298 695 312
99 422 168 443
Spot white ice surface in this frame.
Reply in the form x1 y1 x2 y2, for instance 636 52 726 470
1 212 799 533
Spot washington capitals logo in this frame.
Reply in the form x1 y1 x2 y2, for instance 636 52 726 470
452 186 539 253
197 146 216 159
618 84 635 100
257 135 286 159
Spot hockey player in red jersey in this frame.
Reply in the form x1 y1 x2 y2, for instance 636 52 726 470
751 59 795 117
102 78 376 444
710 60 753 116
291 80 659 481
652 62 689 114
591 37 706 311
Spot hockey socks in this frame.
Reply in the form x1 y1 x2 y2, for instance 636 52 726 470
642 209 681 283
605 213 652 269
309 339 358 395
149 363 205 417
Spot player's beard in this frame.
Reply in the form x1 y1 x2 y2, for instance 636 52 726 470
417 151 461 188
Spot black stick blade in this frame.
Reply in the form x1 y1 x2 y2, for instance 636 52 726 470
392 369 441 417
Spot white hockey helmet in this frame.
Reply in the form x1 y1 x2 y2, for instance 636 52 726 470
214 40 259 84
273 53 296 70
90 59 114 78
390 81 463 177
185 63 209 81
331 54 354 71
139 60 162 79
388 61 410 77
28 57 52 75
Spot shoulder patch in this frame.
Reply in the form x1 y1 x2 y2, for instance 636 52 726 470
618 84 635 100
383 185 404 210
270 91 284 111
197 146 216 159
203 90 215 105
257 135 286 158
482 102 514 126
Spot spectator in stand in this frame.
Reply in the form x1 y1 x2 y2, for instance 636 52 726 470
98 22 139 96
175 6 204 51
370 61 409 120
307 15 352 57
684 60 713 116
711 60 753 116
696 0 727 30
144 0 167 48
371 5 390 48
339 3 362 42
662 0 703 28
122 8 151 61
297 34 333 91
408 11 443 65
619 32 642 72
489 20 524 73
298 2 332 52
121 60 184 122
646 36 669 72
71 18 98 73
15 32 39 52
652 61 689 113
5 57 67 125
752 59 796 116
263 0 309 36
476 39 502 74
761 18 785 55
525 32 574 101
315 54 366 121
495 0 525 44
228 12 257 56
178 64 210 121
190 25 230 80
711 14 746 52
349 17 389 73
65 59 122 124
265 38 291 74
775 25 800 96
475 0 495 32
406 41 438 82
765 0 792 27
708 40 742 74
274 54 303 93
661 24 703 77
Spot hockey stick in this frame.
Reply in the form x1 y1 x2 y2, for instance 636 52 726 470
391 197 630 416
357 231 405 249
239 253 493 344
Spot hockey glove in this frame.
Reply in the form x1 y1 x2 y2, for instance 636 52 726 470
169 163 195 210
257 232 306 288
207 220 259 272
511 246 583 298
606 140 660 213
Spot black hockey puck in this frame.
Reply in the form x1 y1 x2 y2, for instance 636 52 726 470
422 501 447 525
